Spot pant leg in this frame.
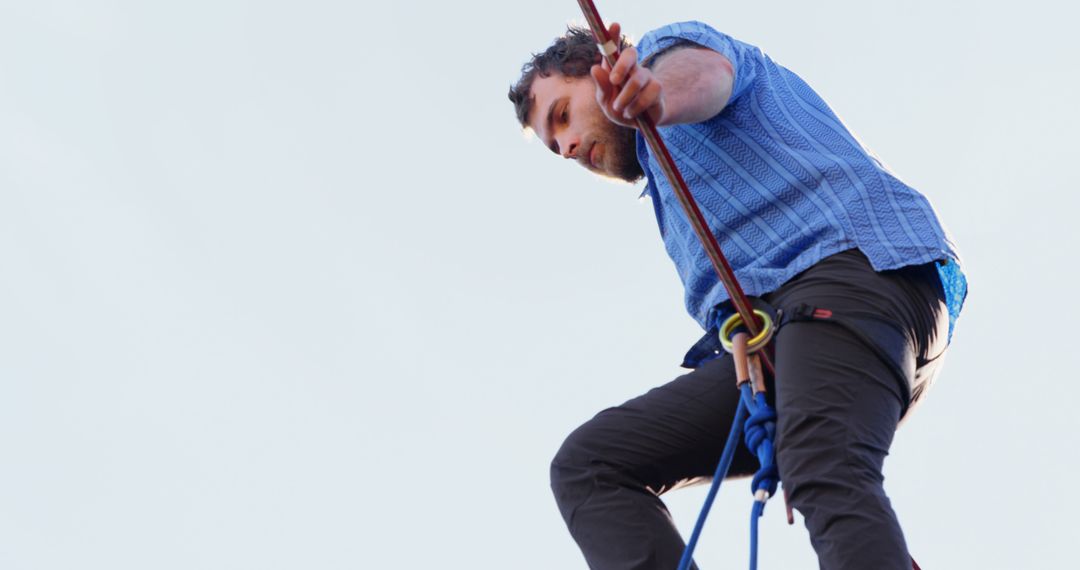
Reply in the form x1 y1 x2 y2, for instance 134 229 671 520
773 319 910 569
552 249 948 570
550 356 759 570
765 250 950 570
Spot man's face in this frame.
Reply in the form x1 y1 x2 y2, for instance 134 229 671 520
527 73 643 182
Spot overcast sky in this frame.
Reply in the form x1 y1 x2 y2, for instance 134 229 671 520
1 1 1078 568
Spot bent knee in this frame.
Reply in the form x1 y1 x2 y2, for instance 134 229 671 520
551 421 600 488
549 414 632 494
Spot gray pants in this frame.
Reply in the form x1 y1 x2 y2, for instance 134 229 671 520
550 249 949 569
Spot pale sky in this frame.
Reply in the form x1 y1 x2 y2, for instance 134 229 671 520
1 1 1078 568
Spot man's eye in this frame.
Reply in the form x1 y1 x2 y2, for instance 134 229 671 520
561 109 569 123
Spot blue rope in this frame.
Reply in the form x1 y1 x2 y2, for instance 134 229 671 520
677 383 779 570
676 397 749 570
741 387 779 501
750 500 766 569
741 385 779 570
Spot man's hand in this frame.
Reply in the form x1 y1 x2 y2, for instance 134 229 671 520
590 23 665 129
591 22 736 129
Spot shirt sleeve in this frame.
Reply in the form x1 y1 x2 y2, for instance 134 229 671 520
636 21 758 104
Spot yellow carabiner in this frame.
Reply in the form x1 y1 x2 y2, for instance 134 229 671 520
719 309 774 354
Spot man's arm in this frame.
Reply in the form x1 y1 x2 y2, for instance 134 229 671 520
591 22 735 128
647 44 734 126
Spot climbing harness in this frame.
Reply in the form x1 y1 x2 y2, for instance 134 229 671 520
571 1 924 568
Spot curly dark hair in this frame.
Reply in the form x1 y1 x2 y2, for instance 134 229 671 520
508 27 632 128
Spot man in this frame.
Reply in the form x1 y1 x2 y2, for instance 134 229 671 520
508 20 966 570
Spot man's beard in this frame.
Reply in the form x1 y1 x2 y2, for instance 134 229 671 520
590 119 644 183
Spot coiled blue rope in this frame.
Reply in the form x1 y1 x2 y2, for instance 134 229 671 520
676 383 779 570
742 385 778 570
742 387 779 501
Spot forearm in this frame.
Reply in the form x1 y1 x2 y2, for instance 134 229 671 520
650 47 734 126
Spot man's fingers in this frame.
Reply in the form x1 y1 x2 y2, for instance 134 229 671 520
592 63 623 124
625 79 662 120
591 64 613 104
609 23 620 40
607 22 621 49
592 63 636 127
603 23 621 62
613 67 649 113
609 47 637 86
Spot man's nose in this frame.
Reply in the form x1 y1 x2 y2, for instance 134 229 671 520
559 137 580 159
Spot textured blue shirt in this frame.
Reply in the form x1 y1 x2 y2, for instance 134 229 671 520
634 21 967 338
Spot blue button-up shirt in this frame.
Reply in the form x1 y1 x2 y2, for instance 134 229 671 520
634 21 967 339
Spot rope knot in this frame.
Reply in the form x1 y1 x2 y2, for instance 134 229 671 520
742 390 779 503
